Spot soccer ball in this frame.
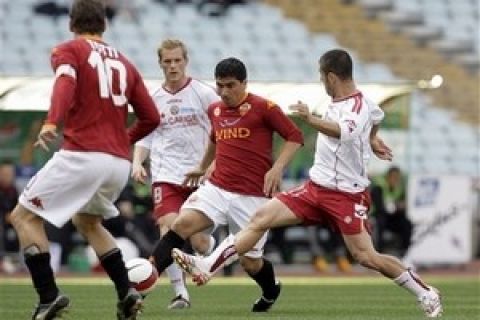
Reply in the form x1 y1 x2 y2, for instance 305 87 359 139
126 258 159 295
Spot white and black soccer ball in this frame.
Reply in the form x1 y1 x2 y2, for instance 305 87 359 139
126 258 159 295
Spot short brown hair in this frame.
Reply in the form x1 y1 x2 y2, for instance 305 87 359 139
69 0 106 35
319 49 353 80
157 39 188 60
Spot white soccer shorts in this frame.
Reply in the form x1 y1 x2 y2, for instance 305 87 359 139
181 181 268 258
19 150 130 227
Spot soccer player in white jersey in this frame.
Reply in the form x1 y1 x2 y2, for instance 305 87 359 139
131 39 219 309
172 49 444 318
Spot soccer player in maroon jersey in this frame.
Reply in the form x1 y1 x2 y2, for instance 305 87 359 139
149 57 304 312
9 1 160 319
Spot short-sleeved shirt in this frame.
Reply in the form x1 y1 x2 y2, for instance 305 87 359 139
136 78 219 185
208 93 303 197
50 37 156 160
309 91 384 193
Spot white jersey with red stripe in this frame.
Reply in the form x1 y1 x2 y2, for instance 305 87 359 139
309 91 384 193
136 78 219 185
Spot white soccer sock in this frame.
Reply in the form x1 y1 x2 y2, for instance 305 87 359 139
393 269 430 298
204 234 238 274
166 263 189 300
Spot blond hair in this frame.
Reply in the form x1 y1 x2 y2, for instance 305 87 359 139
157 39 188 60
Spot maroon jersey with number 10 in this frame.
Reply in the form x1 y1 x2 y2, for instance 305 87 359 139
47 37 159 160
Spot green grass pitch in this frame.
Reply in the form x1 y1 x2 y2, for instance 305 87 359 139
1 276 478 319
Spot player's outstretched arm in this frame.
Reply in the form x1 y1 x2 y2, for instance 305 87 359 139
289 102 341 138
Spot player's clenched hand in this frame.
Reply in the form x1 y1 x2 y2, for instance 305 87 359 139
371 136 393 161
34 124 58 151
131 163 148 184
264 166 283 197
289 101 312 123
183 168 206 188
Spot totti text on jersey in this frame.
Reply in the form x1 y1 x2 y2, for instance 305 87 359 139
215 127 251 140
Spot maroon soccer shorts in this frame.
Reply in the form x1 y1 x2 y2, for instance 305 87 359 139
152 182 196 220
276 180 371 235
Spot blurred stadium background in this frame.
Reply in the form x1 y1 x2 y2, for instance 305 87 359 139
0 0 479 294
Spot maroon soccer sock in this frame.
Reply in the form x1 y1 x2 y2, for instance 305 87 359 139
24 251 59 304
100 248 130 300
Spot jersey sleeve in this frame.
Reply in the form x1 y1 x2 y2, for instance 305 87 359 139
370 103 385 125
50 43 79 76
207 104 216 143
127 69 161 144
263 101 304 144
46 43 78 125
339 97 371 142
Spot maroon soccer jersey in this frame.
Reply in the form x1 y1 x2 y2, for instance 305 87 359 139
208 93 303 196
47 37 159 160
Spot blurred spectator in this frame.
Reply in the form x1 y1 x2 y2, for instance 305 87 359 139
33 0 69 18
196 0 246 17
371 166 412 258
266 227 294 264
307 226 352 273
107 0 149 22
33 0 118 21
0 160 20 273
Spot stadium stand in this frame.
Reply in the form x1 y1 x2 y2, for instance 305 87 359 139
0 0 478 177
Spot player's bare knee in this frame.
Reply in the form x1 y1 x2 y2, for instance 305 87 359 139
250 208 271 232
240 256 262 274
10 205 38 231
171 216 195 238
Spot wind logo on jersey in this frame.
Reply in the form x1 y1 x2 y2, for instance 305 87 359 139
343 119 357 133
215 127 251 140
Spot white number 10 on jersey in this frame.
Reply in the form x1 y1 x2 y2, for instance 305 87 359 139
88 51 127 106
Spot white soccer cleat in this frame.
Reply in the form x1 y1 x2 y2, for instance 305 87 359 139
167 294 191 310
171 248 212 286
418 286 443 318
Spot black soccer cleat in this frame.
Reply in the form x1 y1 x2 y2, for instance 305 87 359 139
117 288 143 320
32 294 70 320
251 281 282 312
